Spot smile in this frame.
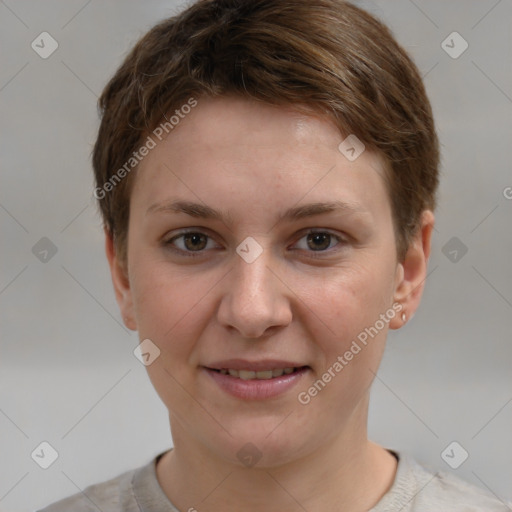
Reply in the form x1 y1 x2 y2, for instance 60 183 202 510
211 367 302 380
203 366 310 400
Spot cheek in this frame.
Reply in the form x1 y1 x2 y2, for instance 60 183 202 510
296 272 391 416
131 266 192 338
296 261 395 408
302 262 394 343
130 261 227 368
131 268 211 406
132 255 206 323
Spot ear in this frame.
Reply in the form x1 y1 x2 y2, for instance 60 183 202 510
104 228 137 331
389 210 434 329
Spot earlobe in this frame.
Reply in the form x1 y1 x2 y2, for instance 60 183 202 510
389 210 435 330
104 229 137 331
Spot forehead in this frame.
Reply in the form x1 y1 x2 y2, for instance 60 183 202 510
165 96 346 154
132 96 391 223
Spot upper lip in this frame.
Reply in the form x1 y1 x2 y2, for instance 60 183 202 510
204 359 308 371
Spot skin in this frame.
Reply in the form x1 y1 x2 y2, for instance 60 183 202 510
106 96 434 512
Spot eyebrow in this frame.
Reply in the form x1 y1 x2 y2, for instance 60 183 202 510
146 199 368 224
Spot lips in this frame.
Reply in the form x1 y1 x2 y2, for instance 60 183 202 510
202 360 310 400
204 367 308 400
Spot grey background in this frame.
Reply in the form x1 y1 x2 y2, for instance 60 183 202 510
1 1 511 511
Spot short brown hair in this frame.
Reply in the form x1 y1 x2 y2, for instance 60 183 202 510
93 0 439 267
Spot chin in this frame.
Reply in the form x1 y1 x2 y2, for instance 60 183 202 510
201 420 312 469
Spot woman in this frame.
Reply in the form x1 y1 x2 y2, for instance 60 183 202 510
39 0 508 510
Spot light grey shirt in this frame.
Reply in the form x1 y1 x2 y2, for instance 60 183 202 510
37 450 510 511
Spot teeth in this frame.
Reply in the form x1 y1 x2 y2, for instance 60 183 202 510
238 370 256 380
255 370 273 380
217 367 301 380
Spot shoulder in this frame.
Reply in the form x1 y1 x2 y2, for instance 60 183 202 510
373 451 511 512
424 469 511 511
36 466 139 512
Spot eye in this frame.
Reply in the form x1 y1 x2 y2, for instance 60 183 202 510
292 230 346 256
163 229 347 258
164 231 220 257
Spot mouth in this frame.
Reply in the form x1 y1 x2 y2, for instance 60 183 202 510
207 366 308 380
202 363 310 400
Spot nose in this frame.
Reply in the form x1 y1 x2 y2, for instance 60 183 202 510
216 244 292 339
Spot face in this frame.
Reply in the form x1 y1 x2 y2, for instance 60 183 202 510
107 96 432 468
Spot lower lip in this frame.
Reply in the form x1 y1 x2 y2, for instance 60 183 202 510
203 367 309 400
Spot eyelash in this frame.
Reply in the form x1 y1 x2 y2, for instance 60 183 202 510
163 229 347 259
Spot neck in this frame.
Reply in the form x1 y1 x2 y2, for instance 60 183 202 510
156 417 397 512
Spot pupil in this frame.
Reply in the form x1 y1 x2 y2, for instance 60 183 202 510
308 233 330 251
185 233 206 251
